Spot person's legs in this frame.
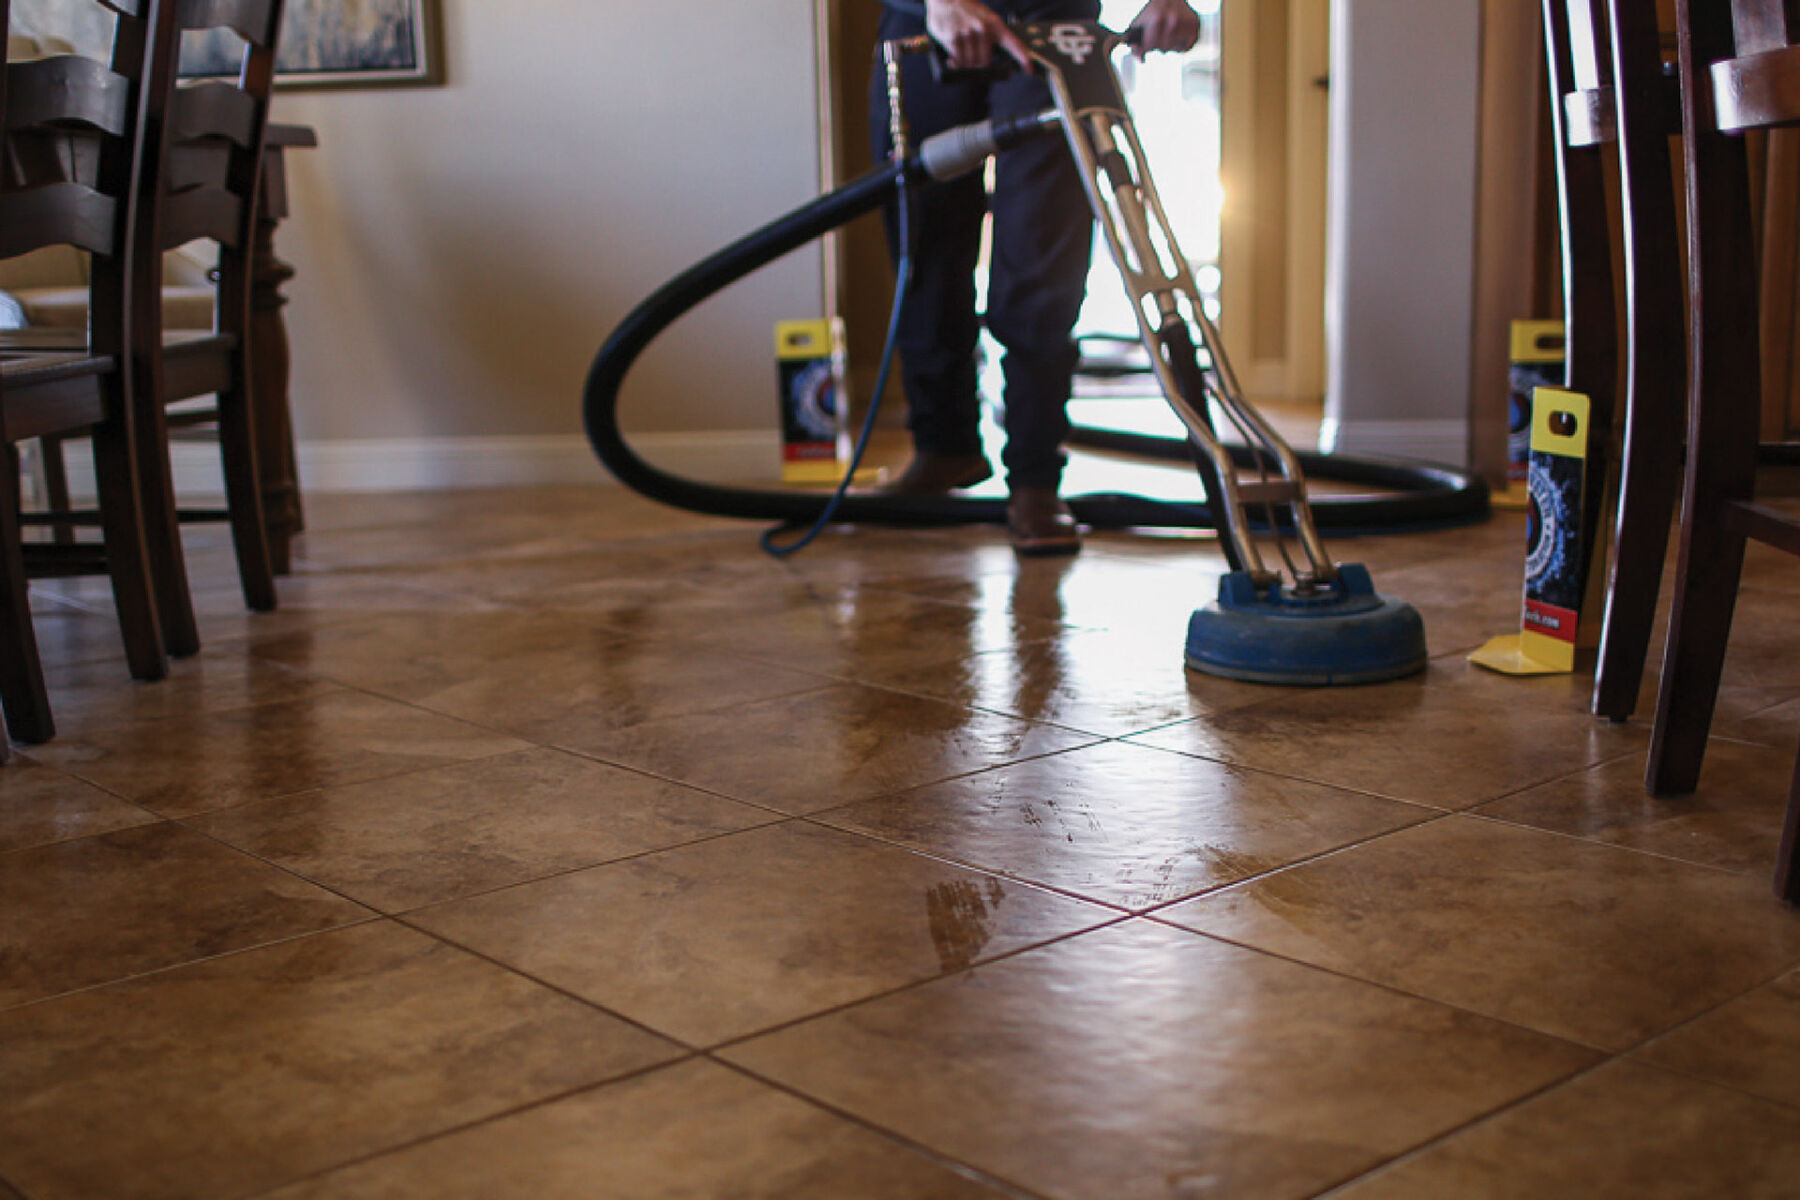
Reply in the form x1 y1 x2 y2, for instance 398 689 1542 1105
984 39 1096 550
869 10 992 487
985 73 1094 489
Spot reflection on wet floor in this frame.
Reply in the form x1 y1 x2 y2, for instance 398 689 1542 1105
4 482 1799 1199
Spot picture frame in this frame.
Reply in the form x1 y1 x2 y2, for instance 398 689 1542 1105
180 0 445 90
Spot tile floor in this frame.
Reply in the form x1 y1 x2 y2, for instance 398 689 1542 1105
4 480 1800 1199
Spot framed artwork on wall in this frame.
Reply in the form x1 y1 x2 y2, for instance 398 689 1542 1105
180 0 445 89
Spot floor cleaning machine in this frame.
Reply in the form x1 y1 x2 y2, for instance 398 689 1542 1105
583 20 1468 685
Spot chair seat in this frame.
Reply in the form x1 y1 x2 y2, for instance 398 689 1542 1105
0 349 108 381
1 356 108 440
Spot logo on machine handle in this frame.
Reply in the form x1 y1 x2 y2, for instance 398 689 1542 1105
1047 23 1097 64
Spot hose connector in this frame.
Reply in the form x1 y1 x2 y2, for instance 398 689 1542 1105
917 108 1060 181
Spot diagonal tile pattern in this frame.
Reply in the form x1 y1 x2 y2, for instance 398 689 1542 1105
1158 815 1800 1050
3 484 1797 1198
412 820 1113 1045
1326 1059 1800 1198
188 746 777 912
723 921 1598 1200
818 740 1431 910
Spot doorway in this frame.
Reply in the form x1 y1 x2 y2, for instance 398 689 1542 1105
817 0 1328 448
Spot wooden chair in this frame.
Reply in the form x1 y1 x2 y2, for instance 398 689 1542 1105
1545 0 1690 724
24 0 284 658
1648 0 1800 902
0 0 167 745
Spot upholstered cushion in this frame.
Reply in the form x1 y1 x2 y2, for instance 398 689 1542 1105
7 283 215 331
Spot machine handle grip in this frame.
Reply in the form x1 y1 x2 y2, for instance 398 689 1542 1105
927 29 1030 84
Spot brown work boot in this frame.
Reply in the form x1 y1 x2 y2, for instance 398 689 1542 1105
877 450 993 495
1007 485 1081 556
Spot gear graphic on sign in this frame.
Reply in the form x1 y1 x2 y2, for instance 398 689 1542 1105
791 361 839 441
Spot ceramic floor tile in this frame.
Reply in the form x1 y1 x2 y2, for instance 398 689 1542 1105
818 741 1431 910
724 920 1595 1200
1371 550 1533 658
21 593 136 669
401 556 850 631
261 1058 1014 1199
1130 662 1645 809
1741 538 1800 593
41 644 337 735
1720 589 1800 690
883 552 1224 634
0 821 372 1009
413 820 1109 1046
48 566 509 647
26 690 531 817
1160 815 1800 1051
1718 695 1800 752
189 747 776 912
562 683 1094 814
869 627 1278 738
1476 739 1796 875
253 610 831 741
0 921 681 1200
1633 967 1800 1109
1434 648 1623 716
247 608 629 691
0 757 154 853
1327 1060 1800 1199
679 586 1074 681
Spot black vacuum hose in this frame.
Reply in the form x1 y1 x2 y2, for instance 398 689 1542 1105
581 157 1490 534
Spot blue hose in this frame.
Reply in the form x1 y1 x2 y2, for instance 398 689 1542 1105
760 184 914 557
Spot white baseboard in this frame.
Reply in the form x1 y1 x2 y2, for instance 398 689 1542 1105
1317 417 1469 468
50 430 783 500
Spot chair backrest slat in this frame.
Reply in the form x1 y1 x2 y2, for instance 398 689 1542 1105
0 182 118 258
161 186 241 249
179 0 277 47
172 80 256 146
3 56 133 136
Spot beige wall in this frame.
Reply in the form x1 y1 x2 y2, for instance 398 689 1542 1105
268 0 825 475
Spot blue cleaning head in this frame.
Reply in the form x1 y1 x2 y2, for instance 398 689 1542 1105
1184 563 1428 686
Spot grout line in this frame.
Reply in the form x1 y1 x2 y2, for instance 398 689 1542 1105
0 914 389 1018
705 1056 1052 1200
225 1056 704 1200
1137 912 1618 1056
1304 1054 1621 1198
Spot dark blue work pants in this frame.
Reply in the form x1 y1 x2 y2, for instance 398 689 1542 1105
869 2 1100 489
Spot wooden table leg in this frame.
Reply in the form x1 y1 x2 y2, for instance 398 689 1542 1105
249 136 310 575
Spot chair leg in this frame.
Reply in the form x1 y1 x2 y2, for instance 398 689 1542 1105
90 409 167 683
1646 522 1746 795
0 443 56 743
38 431 76 545
1778 743 1800 905
134 400 201 656
1592 413 1680 721
216 381 277 613
1591 0 1687 724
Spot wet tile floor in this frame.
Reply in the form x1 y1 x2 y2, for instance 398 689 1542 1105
4 483 1799 1199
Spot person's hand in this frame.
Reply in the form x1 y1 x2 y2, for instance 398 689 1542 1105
1128 0 1201 56
925 0 1034 71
